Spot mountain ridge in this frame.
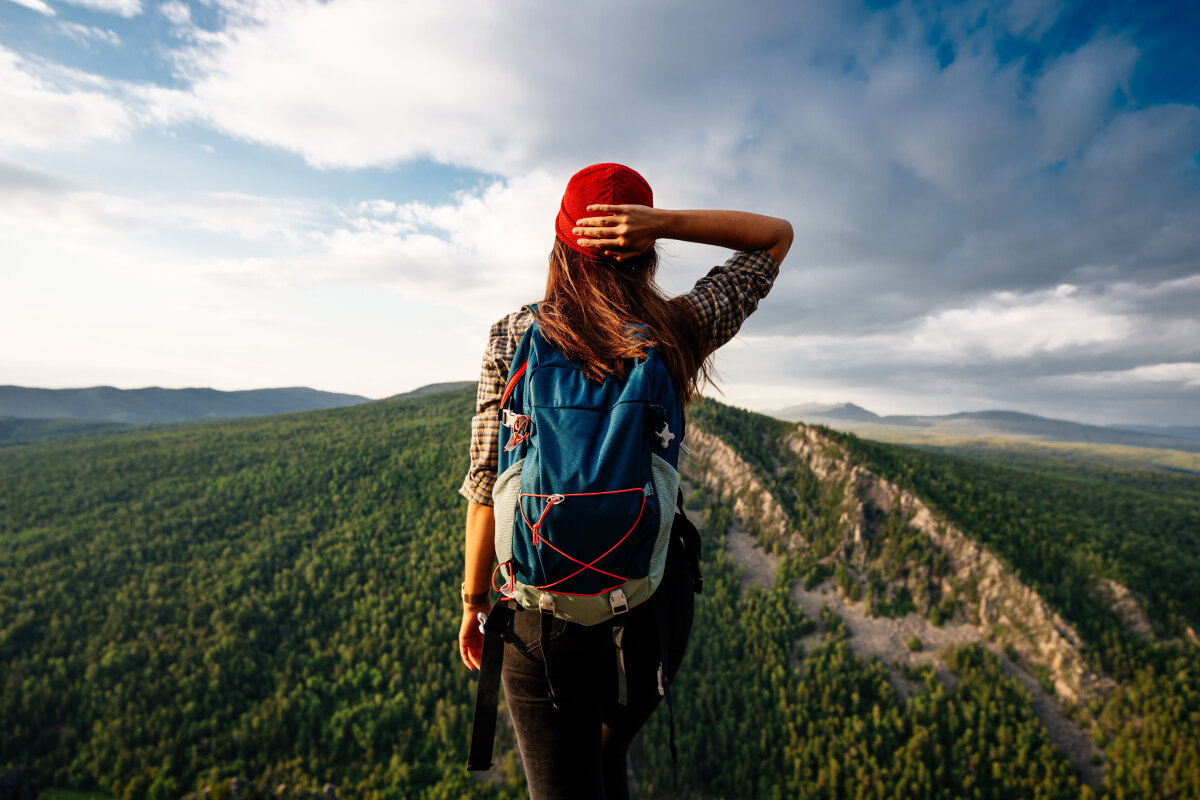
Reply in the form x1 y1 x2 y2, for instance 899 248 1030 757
771 402 1200 453
0 384 371 424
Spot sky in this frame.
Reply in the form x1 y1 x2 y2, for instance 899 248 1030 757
1 0 1197 426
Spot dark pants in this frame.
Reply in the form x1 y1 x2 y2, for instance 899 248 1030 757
500 536 695 800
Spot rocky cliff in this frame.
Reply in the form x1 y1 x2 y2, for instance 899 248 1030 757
682 418 1113 706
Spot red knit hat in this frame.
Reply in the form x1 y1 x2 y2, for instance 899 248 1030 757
555 163 654 260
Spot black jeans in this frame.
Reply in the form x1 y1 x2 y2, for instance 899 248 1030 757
500 534 695 800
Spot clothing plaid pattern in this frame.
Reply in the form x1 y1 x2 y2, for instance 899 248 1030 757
459 249 780 506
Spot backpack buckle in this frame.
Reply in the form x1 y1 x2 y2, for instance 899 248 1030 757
538 593 556 616
609 588 629 616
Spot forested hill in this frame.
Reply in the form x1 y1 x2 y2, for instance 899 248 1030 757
0 385 369 424
2 387 1197 798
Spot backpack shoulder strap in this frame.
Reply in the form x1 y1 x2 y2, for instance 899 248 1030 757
500 307 540 411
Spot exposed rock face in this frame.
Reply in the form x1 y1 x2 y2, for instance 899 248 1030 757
1091 578 1155 640
683 418 1111 706
683 427 791 548
787 426 1113 704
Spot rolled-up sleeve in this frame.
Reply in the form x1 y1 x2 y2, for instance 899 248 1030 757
459 309 532 506
676 249 779 354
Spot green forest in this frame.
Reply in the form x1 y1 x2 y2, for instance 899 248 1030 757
2 388 1198 798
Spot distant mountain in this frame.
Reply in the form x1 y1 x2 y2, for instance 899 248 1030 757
386 381 475 400
1109 424 1200 443
771 402 1200 454
772 401 881 422
0 385 370 424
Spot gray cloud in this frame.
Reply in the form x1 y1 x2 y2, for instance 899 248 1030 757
0 158 72 193
167 0 1200 423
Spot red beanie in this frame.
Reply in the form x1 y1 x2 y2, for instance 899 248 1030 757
555 163 654 260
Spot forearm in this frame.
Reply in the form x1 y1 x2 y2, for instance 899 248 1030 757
463 501 496 597
655 209 793 264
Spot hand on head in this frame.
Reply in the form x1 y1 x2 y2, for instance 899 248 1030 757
572 204 661 262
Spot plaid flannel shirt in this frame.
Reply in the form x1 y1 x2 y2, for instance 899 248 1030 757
459 249 780 506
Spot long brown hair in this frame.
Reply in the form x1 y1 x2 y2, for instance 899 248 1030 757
535 239 713 403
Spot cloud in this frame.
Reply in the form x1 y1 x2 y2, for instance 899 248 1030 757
58 0 141 17
719 271 1200 422
58 21 123 46
0 179 323 242
0 47 135 151
197 172 563 315
906 285 1132 361
0 158 72 193
0 161 558 314
160 0 190 26
146 0 1199 322
164 0 834 173
1033 37 1139 166
1076 362 1200 388
4 0 54 14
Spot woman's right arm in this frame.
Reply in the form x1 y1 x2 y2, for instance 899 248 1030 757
572 205 793 265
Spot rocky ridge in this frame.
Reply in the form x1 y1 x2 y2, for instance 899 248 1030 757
681 419 1113 783
788 425 1115 704
681 422 1108 705
681 420 1115 705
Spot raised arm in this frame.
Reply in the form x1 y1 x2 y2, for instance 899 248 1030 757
572 205 793 265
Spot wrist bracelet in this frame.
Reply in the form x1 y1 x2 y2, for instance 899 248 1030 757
461 582 490 605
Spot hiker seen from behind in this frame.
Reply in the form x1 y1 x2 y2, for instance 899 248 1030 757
458 162 793 800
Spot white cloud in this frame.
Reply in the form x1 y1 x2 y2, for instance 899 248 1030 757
0 163 560 317
160 0 190 25
160 0 840 175
906 285 1132 361
197 171 562 317
0 47 134 151
1073 363 1200 388
1 179 323 241
144 0 1200 332
4 0 55 14
59 21 123 46
58 0 141 16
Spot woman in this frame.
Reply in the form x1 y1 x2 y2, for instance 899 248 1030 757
458 163 792 799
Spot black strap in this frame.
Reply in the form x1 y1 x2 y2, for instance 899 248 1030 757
675 490 704 595
613 618 629 706
540 608 559 709
650 589 678 763
466 600 514 771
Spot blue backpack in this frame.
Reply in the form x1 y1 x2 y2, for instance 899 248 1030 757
491 304 684 625
468 304 699 771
